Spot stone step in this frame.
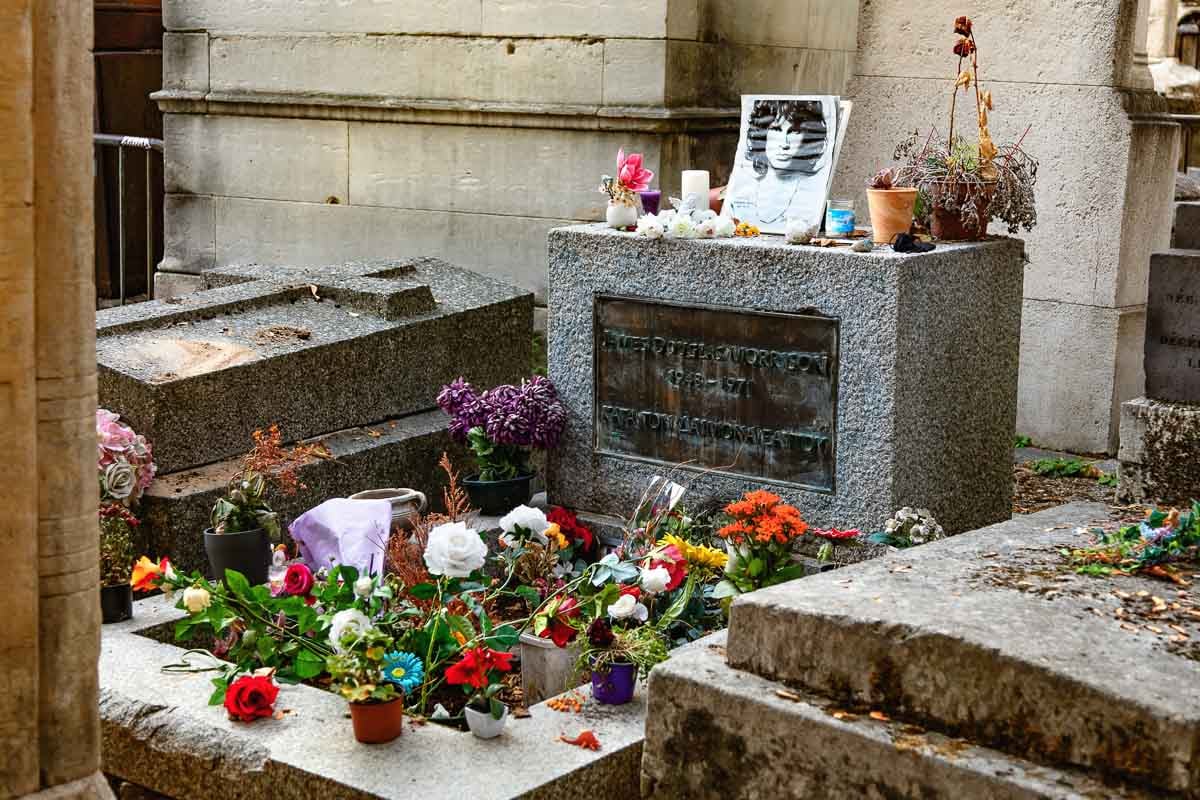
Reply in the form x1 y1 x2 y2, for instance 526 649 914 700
139 410 462 576
725 503 1200 795
643 634 1166 800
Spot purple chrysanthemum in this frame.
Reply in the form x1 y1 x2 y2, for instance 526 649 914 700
438 376 568 450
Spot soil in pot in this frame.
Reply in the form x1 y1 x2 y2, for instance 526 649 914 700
591 662 637 705
204 527 271 586
100 583 133 624
463 474 533 516
928 181 995 241
866 187 918 244
350 698 405 744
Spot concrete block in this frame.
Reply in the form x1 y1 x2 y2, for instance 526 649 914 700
152 271 205 301
211 197 571 302
666 0 699 40
603 40 667 107
159 192 213 275
209 34 605 106
162 33 208 93
97 258 532 474
546 225 1023 536
1016 299 1137 455
348 122 662 219
1112 118 1176 308
852 0 1143 88
481 0 670 38
667 40 853 106
1118 395 1200 504
697 0 859 51
164 0 482 35
644 634 1158 799
1174 201 1200 249
164 114 349 203
725 502 1200 795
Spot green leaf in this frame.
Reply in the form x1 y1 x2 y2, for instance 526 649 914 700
515 585 542 609
711 580 740 599
488 624 520 650
295 648 326 679
764 564 808 587
446 614 476 645
408 582 438 600
489 696 505 720
256 634 277 661
656 577 695 629
224 569 252 599
208 678 228 706
747 558 765 577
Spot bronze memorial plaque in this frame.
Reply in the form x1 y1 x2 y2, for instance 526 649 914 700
594 295 839 492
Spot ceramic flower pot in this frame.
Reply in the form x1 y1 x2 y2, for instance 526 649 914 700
349 697 405 744
866 187 918 244
100 583 133 624
520 632 584 705
203 527 271 586
462 474 533 516
606 201 638 229
591 661 637 705
348 488 428 532
464 704 509 739
928 180 995 241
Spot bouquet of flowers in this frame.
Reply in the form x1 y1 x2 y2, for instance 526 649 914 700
327 622 422 705
600 148 653 207
437 376 567 482
868 507 945 548
714 489 809 598
1069 504 1200 581
97 409 156 507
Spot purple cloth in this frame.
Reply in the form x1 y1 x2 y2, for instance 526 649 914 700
289 498 392 576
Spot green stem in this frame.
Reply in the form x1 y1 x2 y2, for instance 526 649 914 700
419 579 444 713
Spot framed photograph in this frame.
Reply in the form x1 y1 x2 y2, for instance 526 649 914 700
722 95 850 235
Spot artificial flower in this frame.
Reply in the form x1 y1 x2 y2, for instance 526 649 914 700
953 15 972 36
649 545 687 591
499 505 550 541
381 651 424 694
182 585 211 614
130 556 164 592
445 646 514 690
636 214 665 239
668 215 698 239
639 565 671 595
282 563 314 596
607 593 648 623
616 149 653 193
538 595 580 648
328 608 371 652
223 674 279 723
103 462 136 501
424 521 487 578
812 528 861 541
353 575 373 598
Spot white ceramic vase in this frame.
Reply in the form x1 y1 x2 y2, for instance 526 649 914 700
464 704 509 739
606 201 638 229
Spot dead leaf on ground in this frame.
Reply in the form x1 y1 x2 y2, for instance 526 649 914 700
774 689 802 703
869 710 890 722
512 706 531 719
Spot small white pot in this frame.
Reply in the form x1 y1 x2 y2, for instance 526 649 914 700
464 704 508 739
606 201 638 229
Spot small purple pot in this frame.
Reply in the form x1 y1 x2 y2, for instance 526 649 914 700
638 190 661 216
591 662 637 705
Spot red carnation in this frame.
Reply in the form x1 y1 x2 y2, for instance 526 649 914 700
224 674 279 722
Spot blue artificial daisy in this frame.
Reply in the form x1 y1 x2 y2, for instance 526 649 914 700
381 651 424 695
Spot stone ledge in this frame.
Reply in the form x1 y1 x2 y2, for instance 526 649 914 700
643 634 1163 800
100 595 719 800
726 503 1200 794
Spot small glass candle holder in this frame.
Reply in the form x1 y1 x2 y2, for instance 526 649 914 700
825 199 856 236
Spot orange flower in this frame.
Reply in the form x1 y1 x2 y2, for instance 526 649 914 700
130 556 162 592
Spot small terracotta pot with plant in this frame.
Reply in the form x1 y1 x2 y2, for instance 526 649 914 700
865 168 918 244
327 617 423 745
892 15 1038 241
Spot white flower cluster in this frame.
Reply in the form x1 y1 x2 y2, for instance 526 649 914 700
884 507 945 546
636 208 736 240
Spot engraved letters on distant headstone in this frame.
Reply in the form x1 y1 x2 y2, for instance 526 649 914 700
1145 253 1200 403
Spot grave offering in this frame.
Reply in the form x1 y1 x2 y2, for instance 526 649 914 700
96 257 532 572
547 224 1024 535
1119 250 1200 504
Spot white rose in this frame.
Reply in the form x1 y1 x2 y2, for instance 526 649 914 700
424 522 487 578
608 593 649 622
667 216 697 239
640 566 671 595
885 519 899 533
103 462 136 500
714 216 736 238
696 219 718 238
691 208 717 223
354 576 373 598
636 215 665 239
182 586 211 614
329 609 371 652
499 506 549 545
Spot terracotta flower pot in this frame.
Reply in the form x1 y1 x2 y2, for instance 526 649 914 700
928 181 996 241
866 187 918 244
349 698 405 744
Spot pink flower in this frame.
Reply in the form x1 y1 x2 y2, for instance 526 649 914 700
616 149 653 193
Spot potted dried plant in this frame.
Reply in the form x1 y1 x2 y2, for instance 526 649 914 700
99 508 136 623
893 16 1037 241
865 168 919 244
205 470 280 587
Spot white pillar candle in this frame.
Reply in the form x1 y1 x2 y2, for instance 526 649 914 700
681 170 710 212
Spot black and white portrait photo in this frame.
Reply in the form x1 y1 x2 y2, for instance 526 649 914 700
723 95 846 234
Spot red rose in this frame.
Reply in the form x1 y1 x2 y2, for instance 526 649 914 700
224 675 279 722
283 564 314 596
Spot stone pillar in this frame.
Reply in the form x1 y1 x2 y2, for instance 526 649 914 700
0 1 111 798
833 0 1177 454
1148 0 1181 61
152 0 859 303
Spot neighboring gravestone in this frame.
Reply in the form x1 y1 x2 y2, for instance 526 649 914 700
1173 202 1200 250
97 257 533 572
1118 250 1200 504
546 225 1025 535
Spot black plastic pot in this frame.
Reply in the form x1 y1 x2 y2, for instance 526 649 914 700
462 474 534 516
100 583 133 624
204 527 271 586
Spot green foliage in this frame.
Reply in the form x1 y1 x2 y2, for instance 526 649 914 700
1013 435 1032 449
466 426 529 481
211 470 280 540
531 331 548 377
326 626 401 704
1098 473 1119 487
1029 458 1117 487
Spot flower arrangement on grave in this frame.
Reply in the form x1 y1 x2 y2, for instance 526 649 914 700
714 489 810 599
446 645 515 737
97 409 156 621
436 376 567 514
327 619 420 743
811 527 863 563
1068 504 1200 583
600 148 654 229
867 507 946 548
890 16 1037 240
494 504 599 606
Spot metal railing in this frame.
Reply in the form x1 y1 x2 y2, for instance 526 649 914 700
94 133 163 305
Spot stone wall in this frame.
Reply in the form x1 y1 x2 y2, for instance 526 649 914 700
831 0 1177 454
154 0 858 303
